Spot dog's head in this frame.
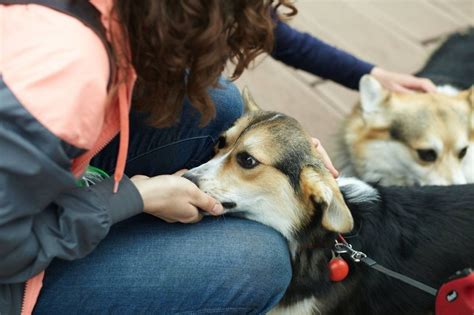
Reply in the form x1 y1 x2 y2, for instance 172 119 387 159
184 88 353 241
342 75 474 186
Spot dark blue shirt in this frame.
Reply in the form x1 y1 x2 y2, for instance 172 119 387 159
272 20 374 90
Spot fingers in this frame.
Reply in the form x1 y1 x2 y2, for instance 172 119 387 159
391 84 414 94
189 187 224 216
173 169 188 176
318 147 339 178
161 206 204 224
418 78 437 93
130 174 149 181
400 76 437 93
371 67 437 93
312 138 320 148
179 207 204 223
312 138 339 178
137 174 220 224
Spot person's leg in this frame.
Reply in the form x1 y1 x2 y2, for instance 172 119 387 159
34 215 292 314
91 78 244 176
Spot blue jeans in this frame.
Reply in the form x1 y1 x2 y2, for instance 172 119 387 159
34 80 292 314
89 80 246 177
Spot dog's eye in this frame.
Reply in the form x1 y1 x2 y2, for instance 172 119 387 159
458 147 468 160
416 149 437 162
216 135 226 149
236 152 259 169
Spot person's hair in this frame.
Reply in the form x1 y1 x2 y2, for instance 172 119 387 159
113 0 297 127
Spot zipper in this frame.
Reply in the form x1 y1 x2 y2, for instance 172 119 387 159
21 279 29 315
19 97 125 315
72 120 119 176
21 272 44 315
20 102 123 314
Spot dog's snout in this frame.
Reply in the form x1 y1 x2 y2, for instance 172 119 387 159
182 172 200 187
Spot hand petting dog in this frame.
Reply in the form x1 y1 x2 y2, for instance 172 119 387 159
131 170 224 223
371 67 437 93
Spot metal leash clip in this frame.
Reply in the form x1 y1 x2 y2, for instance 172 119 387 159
334 241 367 262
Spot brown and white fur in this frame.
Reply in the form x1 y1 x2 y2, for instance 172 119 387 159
334 75 474 186
184 89 474 315
185 89 353 243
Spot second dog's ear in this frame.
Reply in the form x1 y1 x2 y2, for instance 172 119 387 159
457 87 473 130
242 87 260 113
300 166 354 233
359 75 388 117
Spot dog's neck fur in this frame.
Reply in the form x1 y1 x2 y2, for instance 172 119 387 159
281 179 474 315
280 178 379 313
280 179 389 314
289 178 379 255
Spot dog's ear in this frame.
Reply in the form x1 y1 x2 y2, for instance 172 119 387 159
300 166 354 233
359 75 389 117
242 87 260 113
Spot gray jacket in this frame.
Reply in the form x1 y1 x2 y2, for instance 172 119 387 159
0 76 143 314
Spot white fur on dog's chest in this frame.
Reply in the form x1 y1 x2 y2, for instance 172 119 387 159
436 84 460 95
270 297 320 315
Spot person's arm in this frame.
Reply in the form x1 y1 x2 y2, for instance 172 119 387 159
271 19 373 90
0 117 143 283
0 6 143 283
271 20 437 92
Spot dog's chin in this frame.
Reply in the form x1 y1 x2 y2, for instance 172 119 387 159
221 204 249 218
217 201 251 218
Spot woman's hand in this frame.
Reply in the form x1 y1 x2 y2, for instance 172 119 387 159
370 67 437 93
312 138 339 178
131 170 223 223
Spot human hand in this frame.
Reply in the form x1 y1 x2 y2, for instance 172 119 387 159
312 138 339 178
131 170 224 223
370 67 437 93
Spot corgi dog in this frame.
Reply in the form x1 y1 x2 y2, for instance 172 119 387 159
335 29 474 186
184 89 474 315
334 75 473 186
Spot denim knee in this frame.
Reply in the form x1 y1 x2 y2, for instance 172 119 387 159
206 218 292 314
207 78 244 139
237 226 293 313
34 217 292 314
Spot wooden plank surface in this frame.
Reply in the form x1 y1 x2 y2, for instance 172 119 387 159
291 0 429 72
314 82 359 115
427 0 474 26
348 0 467 43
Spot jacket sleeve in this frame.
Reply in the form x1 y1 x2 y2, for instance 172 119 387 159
0 78 143 283
271 20 374 90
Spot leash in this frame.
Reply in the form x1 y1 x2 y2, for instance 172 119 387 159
334 235 438 296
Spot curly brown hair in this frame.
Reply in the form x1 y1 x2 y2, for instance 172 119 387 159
113 0 296 127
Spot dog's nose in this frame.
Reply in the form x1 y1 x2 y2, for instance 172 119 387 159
182 172 200 188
